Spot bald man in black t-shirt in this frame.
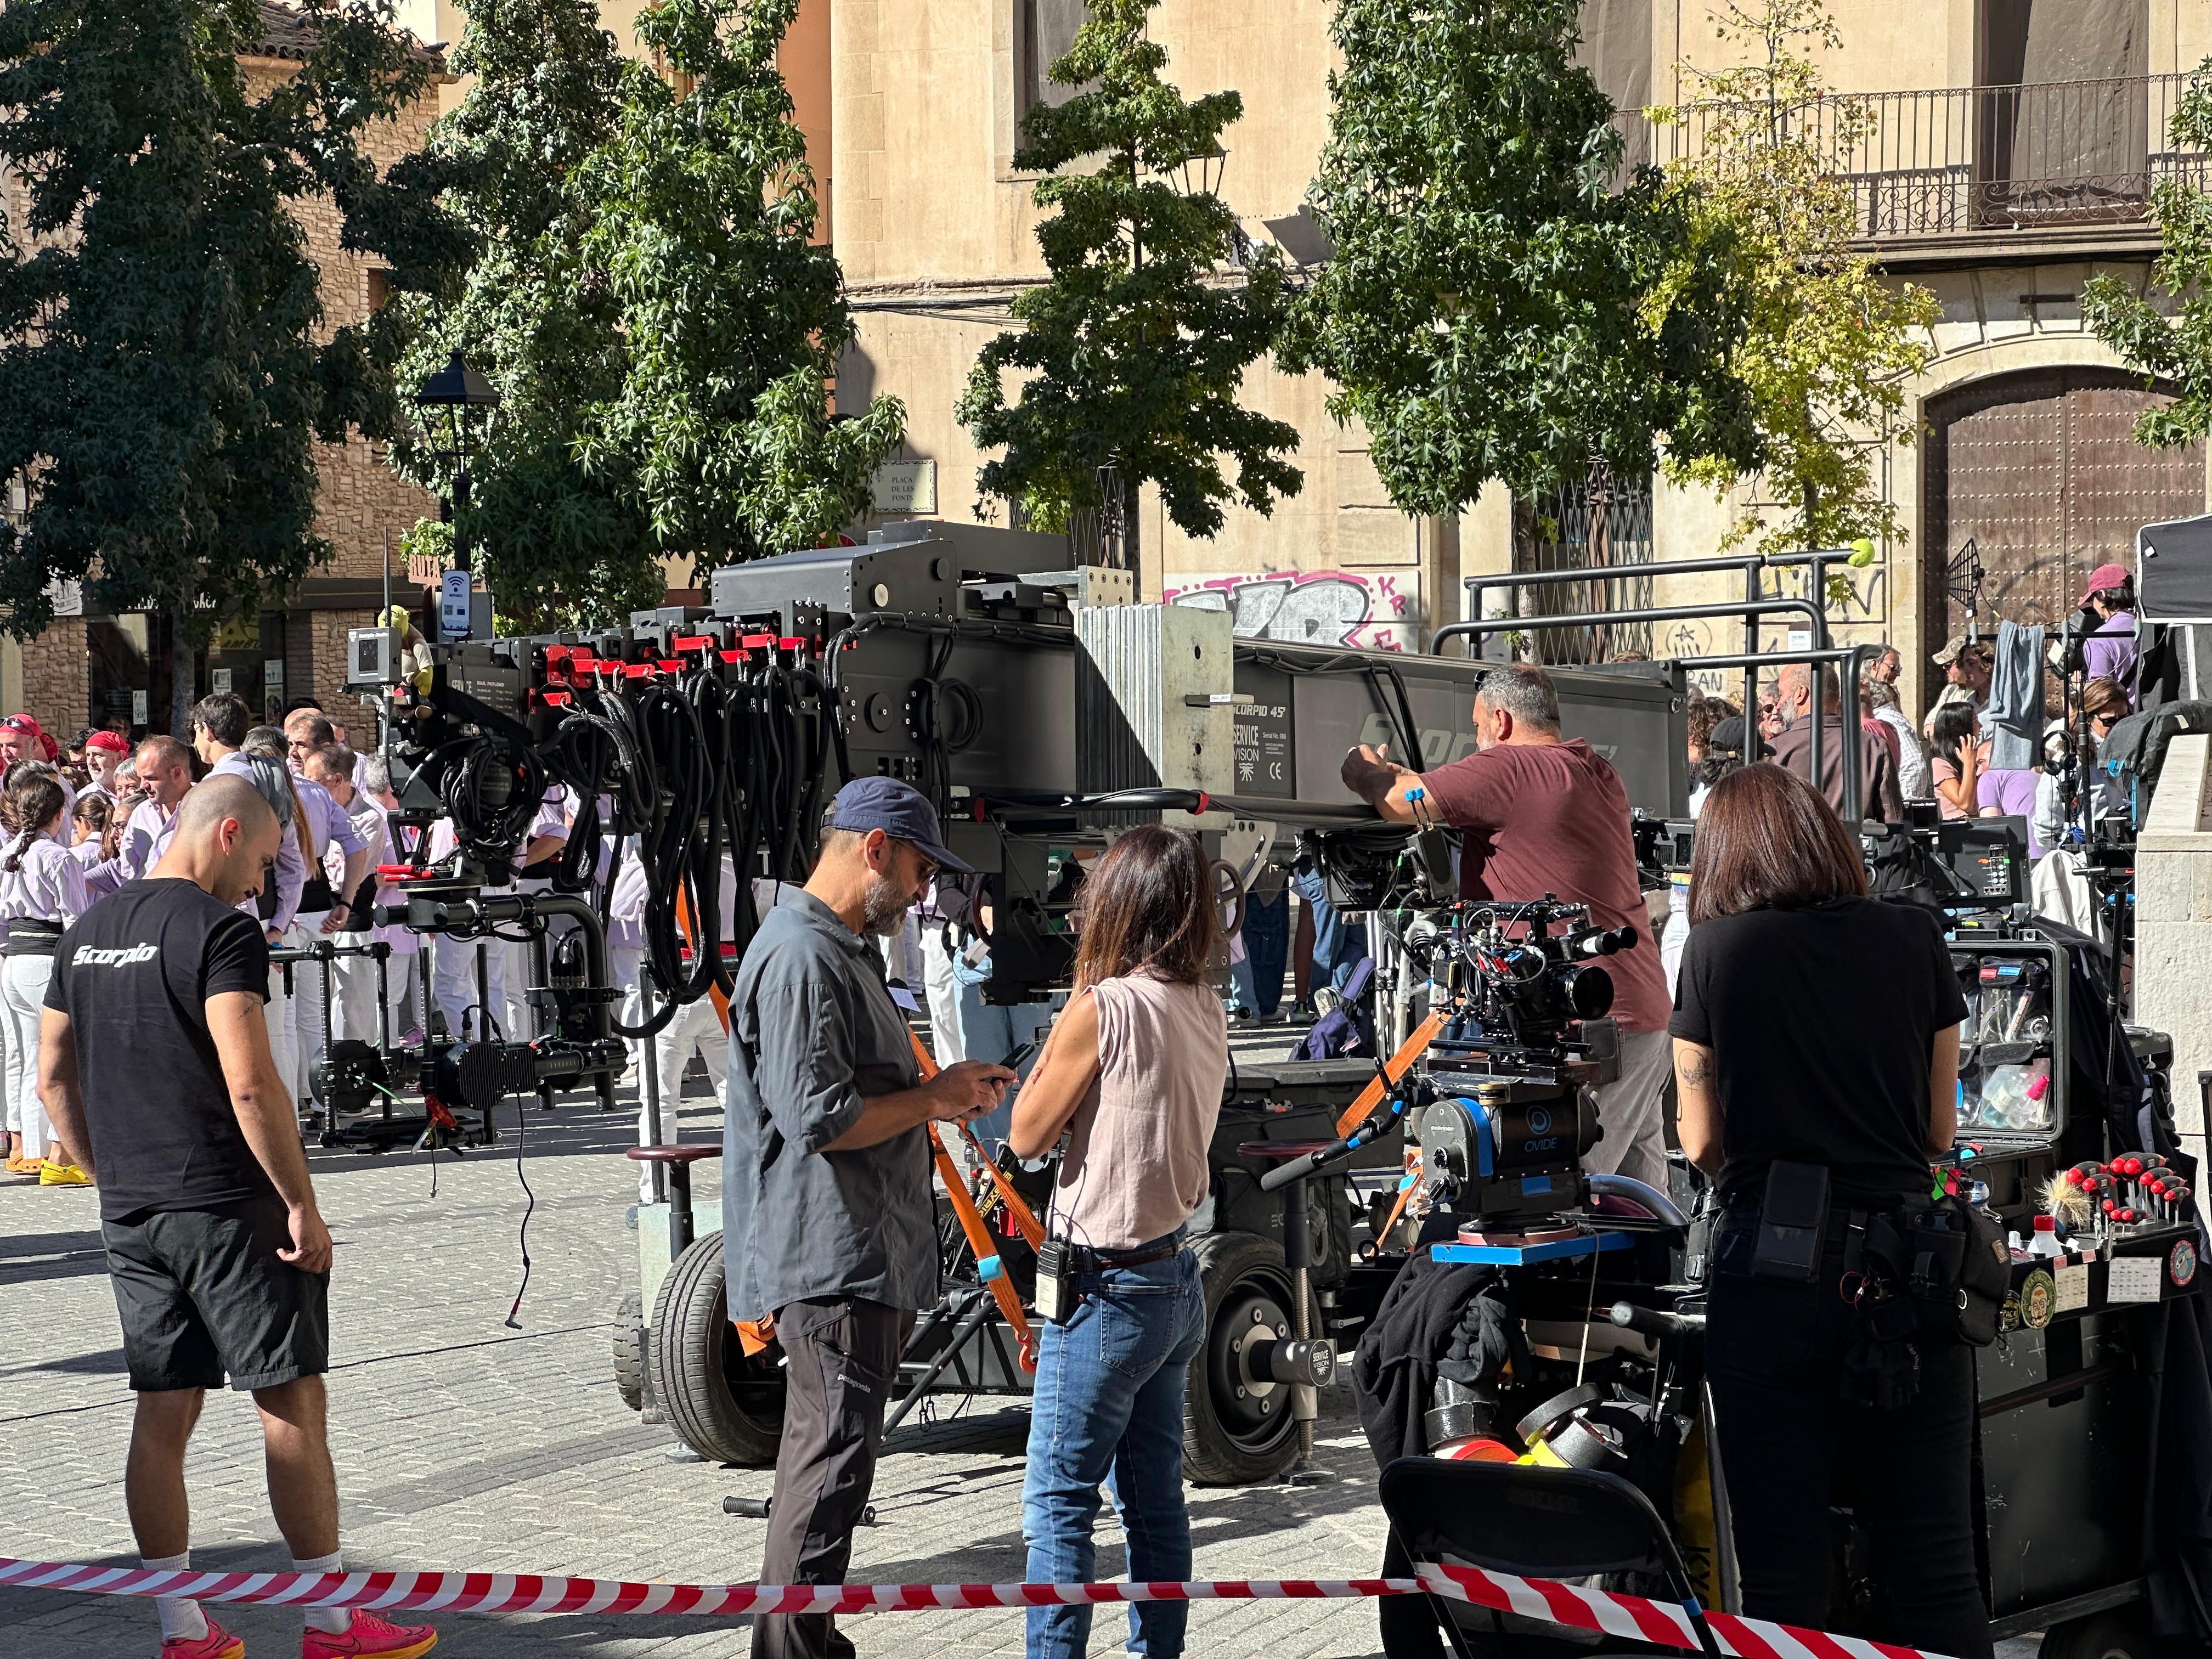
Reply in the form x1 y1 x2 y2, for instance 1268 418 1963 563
40 776 440 1659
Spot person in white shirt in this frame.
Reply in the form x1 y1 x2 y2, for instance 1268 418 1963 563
242 727 369 1110
358 757 421 1042
305 746 391 1055
0 770 89 1176
1863 676 1929 801
424 815 507 1043
507 786 573 1041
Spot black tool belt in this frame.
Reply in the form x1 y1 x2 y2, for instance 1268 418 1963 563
1069 1234 1184 1275
0 917 61 958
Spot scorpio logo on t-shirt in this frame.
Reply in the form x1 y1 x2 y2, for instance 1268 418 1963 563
73 944 160 967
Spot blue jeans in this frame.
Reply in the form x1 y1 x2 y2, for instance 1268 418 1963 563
1242 890 1288 1016
1290 862 1367 994
1022 1244 1206 1659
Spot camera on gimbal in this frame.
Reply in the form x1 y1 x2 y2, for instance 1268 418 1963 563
1401 900 1632 1236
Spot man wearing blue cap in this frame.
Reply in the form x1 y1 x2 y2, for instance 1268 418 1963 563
724 775 1015 1659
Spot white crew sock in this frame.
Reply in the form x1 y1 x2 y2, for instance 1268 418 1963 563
142 1551 208 1643
291 1551 351 1635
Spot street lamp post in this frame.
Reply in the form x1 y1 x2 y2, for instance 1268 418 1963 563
412 350 500 577
1171 142 1227 202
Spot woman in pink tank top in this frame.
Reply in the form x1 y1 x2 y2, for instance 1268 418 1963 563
1006 825 1229 1659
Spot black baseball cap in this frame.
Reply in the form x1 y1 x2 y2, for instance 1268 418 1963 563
828 776 972 874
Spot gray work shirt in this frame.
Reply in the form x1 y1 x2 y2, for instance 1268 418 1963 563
721 887 935 1319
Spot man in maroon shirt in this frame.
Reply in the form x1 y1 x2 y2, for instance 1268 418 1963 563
1339 663 1672 1188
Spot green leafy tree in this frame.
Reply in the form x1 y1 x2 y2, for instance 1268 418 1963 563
1652 0 1939 565
0 0 467 733
1281 0 1759 517
2085 61 2212 448
388 0 660 630
575 0 902 565
957 0 1301 583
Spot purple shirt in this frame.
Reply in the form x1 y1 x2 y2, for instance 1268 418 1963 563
295 774 369 863
2083 614 2138 691
1977 767 2049 859
83 797 178 896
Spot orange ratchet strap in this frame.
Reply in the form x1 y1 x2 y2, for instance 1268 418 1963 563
905 1030 1046 1249
906 1030 1039 1373
1334 1007 1449 1138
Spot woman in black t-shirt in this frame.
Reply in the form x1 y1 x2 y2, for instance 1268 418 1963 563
1670 764 1989 1659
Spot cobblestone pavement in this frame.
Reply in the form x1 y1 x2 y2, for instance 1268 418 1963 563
0 1029 2043 1659
0 1030 1401 1659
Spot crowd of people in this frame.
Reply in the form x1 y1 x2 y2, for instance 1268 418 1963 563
0 689 625 1192
1685 565 2140 893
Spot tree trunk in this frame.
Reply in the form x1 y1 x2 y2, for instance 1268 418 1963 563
170 602 196 740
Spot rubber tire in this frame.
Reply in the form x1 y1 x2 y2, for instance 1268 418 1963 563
649 1231 786 1466
1183 1230 1312 1486
612 1291 645 1412
2039 1609 2154 1659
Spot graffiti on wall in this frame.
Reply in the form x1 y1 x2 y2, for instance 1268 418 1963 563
1161 569 1422 652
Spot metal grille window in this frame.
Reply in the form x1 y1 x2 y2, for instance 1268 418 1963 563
1508 467 1656 664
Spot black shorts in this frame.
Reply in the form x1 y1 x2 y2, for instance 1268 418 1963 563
101 1195 330 1393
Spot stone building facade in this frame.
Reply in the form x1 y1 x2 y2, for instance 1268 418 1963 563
835 0 2212 720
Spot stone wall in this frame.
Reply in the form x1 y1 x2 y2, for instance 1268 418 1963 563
20 620 89 736
308 608 380 723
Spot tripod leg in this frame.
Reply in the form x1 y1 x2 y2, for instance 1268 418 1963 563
879 1293 996 1440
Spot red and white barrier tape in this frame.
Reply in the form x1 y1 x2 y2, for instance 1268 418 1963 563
1421 1564 1952 1659
0 1560 1415 1617
0 1555 1953 1659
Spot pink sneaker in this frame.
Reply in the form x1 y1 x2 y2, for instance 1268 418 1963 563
300 1610 437 1659
162 1621 245 1659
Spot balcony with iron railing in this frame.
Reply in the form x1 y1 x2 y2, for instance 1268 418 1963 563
1625 72 2211 258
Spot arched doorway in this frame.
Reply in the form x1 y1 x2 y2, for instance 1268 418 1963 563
1922 366 2206 641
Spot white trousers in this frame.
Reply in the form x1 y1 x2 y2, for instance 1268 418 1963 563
502 932 537 1043
0 988 15 1138
613 944 729 1200
431 931 508 1044
919 922 966 1066
287 913 333 1103
329 941 383 1048
3 955 52 1159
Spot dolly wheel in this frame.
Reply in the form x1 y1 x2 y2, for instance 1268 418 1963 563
612 1291 645 1412
649 1232 786 1465
1183 1231 1313 1486
2039 1607 2154 1659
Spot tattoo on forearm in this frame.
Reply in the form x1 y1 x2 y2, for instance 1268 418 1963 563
1677 1052 1711 1088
